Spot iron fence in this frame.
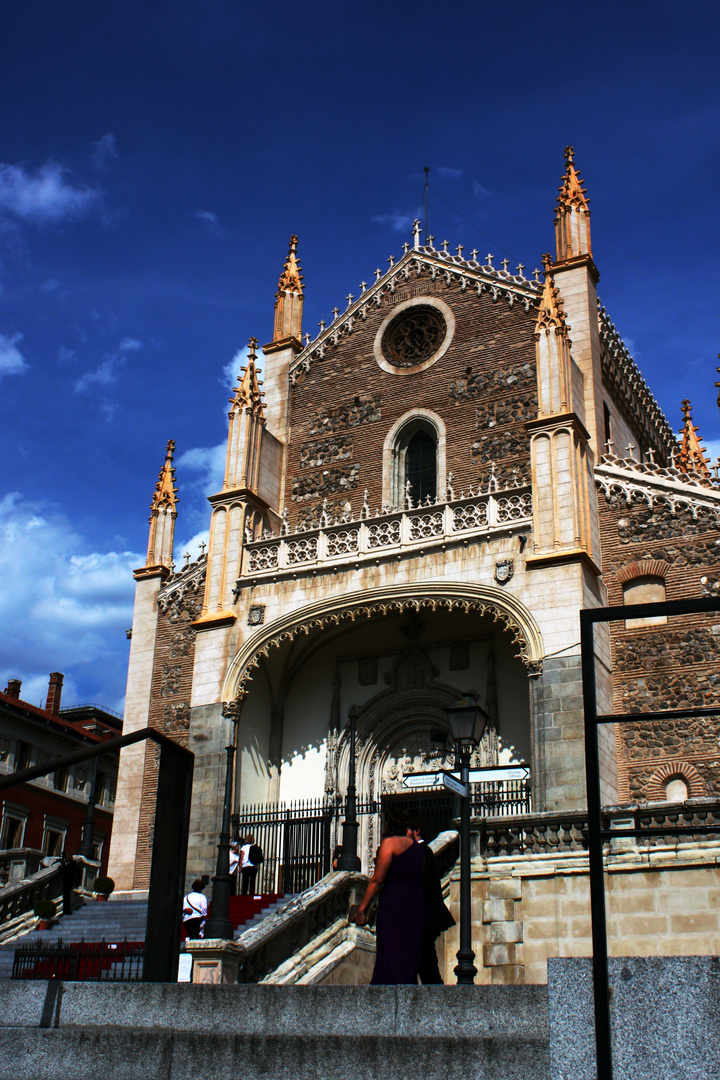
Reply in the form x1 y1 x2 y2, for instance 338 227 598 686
12 938 144 981
232 799 334 895
234 777 531 894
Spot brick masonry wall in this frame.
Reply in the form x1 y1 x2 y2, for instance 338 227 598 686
597 484 720 801
285 278 538 529
133 582 203 889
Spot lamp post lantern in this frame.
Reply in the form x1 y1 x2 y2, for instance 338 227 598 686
445 694 489 985
337 706 362 872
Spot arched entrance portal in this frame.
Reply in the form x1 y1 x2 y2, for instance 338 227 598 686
226 591 539 874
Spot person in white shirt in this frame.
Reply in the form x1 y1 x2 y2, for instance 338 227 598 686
182 879 207 939
229 842 240 894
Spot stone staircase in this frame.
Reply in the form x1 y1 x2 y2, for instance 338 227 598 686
0 899 149 979
0 981 551 1080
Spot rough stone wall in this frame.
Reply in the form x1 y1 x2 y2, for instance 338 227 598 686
598 484 720 802
132 583 202 888
285 278 537 529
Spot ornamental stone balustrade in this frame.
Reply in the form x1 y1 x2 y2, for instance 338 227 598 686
238 486 532 585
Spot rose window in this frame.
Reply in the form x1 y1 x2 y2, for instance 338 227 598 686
381 305 447 368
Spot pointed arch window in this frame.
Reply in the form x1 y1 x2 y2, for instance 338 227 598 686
405 430 437 504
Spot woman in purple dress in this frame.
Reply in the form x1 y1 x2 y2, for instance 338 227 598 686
353 810 425 984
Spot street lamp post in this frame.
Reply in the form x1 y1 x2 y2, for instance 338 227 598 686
203 743 236 941
445 694 489 986
337 706 361 872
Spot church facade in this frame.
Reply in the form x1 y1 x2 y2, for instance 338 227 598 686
109 150 720 894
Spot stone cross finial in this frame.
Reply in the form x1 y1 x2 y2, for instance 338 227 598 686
387 255 395 268
456 243 464 257
606 438 614 455
248 336 258 359
501 258 509 272
516 263 525 277
470 248 478 260
533 268 541 281
184 551 190 565
541 252 552 271
427 235 435 248
319 319 326 331
304 332 311 344
441 239 449 253
346 293 354 307
359 281 367 293
375 268 381 281
486 253 494 266
402 242 410 255
625 442 636 456
564 146 575 166
332 307 339 320
199 540 207 556
412 219 422 250
646 447 656 463
681 398 692 421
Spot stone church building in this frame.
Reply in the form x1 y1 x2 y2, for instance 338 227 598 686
109 149 720 904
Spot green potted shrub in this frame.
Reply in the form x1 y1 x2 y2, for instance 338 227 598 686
33 898 56 930
93 875 115 900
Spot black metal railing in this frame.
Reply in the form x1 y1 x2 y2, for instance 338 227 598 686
12 938 144 981
232 799 335 895
234 778 531 896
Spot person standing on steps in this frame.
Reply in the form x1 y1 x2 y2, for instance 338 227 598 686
240 834 263 896
352 809 425 984
409 817 456 984
182 879 207 940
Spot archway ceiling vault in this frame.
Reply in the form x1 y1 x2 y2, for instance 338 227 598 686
222 582 544 712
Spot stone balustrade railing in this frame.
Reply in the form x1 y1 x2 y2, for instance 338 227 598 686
473 798 720 859
241 486 532 580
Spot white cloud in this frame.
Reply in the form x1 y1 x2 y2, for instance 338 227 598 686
177 443 227 497
0 331 29 380
372 211 414 233
702 439 720 465
222 343 252 391
0 492 141 713
193 209 226 237
90 133 118 172
57 345 76 365
437 167 463 179
0 161 103 224
74 337 142 397
472 180 493 198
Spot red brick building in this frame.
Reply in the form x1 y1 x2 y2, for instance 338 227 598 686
0 673 121 876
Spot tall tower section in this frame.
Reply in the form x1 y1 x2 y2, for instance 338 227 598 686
262 236 304 443
110 441 177 893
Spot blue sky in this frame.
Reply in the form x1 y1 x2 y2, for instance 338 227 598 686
1 1 719 712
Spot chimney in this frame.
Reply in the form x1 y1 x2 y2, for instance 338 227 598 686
5 679 22 700
45 672 64 715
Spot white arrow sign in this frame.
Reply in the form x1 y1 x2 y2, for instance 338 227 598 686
462 766 530 784
402 772 445 790
442 773 468 798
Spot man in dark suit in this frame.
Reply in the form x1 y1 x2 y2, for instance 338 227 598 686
409 817 456 984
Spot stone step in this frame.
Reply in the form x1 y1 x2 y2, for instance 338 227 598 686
0 983 550 1080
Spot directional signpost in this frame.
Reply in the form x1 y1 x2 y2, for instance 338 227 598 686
402 770 468 797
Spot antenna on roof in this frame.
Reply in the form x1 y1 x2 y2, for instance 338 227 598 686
424 166 429 244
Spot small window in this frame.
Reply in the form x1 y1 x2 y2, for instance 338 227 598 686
623 576 667 628
0 814 26 849
14 741 32 771
665 777 688 803
405 430 437 504
53 767 70 793
603 402 612 454
43 829 65 856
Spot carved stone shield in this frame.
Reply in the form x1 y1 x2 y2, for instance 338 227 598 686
495 559 514 584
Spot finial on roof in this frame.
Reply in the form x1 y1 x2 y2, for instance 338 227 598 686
535 267 567 335
230 339 265 415
555 147 592 262
412 219 422 250
678 397 712 478
541 252 553 272
151 440 178 513
272 235 304 343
